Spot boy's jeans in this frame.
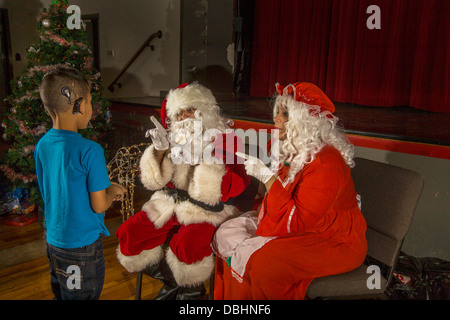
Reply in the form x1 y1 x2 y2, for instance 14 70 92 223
46 236 105 300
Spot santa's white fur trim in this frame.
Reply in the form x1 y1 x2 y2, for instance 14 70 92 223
188 163 226 206
171 163 193 190
142 190 175 228
116 245 164 273
165 82 217 123
139 145 174 190
166 248 215 287
175 201 237 227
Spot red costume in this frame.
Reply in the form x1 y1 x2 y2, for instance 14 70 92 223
212 82 367 299
213 146 367 299
115 83 250 290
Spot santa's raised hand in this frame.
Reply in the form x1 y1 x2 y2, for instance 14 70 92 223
145 116 170 151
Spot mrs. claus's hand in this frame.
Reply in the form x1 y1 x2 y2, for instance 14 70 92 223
235 152 275 184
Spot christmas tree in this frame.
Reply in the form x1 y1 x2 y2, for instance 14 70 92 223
0 0 112 214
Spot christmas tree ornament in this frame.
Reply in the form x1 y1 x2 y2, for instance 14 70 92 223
42 19 50 28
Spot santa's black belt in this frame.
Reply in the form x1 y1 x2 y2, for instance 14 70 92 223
163 187 226 213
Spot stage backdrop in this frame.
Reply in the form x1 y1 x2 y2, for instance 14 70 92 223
249 0 449 113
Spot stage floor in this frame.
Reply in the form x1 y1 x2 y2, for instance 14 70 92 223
110 95 450 147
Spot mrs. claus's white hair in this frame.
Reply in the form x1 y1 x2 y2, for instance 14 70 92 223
273 94 355 183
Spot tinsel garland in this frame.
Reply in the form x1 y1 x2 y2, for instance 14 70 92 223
22 145 36 155
0 165 37 184
11 89 39 104
26 63 72 78
13 119 47 136
40 30 90 53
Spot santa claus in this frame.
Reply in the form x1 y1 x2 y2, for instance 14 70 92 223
115 82 250 299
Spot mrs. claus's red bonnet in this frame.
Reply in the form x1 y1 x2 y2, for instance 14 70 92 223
275 82 335 115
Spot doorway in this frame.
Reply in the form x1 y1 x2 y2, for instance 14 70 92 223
180 0 234 97
0 8 13 120
82 14 100 71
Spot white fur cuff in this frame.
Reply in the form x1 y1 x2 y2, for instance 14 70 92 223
188 163 226 206
139 145 174 190
165 248 215 287
142 190 176 228
116 245 164 273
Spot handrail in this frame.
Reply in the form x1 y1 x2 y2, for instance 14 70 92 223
108 30 163 92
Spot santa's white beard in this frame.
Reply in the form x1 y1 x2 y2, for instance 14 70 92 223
168 118 210 165
168 118 197 144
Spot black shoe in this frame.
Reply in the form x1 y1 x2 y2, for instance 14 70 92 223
176 283 206 300
149 257 180 300
154 283 180 300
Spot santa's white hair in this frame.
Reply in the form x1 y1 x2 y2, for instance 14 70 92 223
165 82 232 133
273 94 355 183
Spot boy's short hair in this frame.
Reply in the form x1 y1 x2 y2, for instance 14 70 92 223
40 67 91 115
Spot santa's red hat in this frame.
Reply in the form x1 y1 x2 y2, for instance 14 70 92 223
160 82 218 128
275 82 335 115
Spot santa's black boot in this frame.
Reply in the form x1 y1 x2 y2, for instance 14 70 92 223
176 283 206 300
152 258 180 300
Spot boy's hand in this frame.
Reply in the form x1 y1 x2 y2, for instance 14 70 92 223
110 182 126 201
90 182 127 213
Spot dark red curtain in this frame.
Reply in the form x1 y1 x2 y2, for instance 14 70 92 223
249 0 450 113
250 0 333 96
409 1 450 113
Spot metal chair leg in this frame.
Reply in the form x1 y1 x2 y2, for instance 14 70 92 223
208 272 214 300
135 271 142 300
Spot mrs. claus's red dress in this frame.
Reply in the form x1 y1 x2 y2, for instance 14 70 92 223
212 146 367 299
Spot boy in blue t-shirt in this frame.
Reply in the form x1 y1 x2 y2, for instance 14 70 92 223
35 67 125 300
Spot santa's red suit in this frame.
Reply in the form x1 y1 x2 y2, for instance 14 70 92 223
115 83 250 291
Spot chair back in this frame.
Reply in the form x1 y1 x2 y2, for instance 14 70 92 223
351 157 423 280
